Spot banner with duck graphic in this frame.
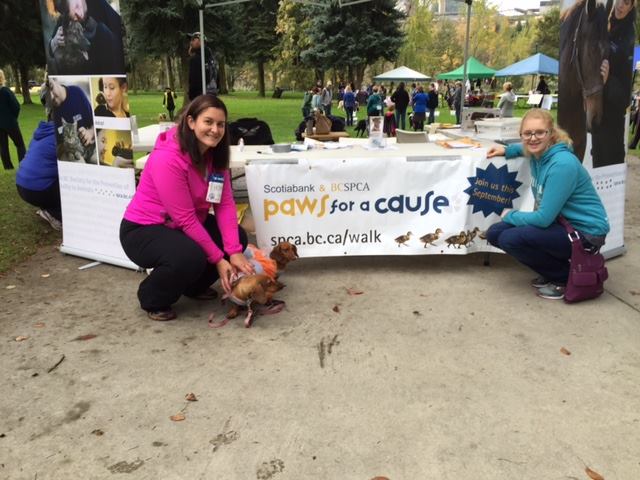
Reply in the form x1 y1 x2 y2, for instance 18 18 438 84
246 155 534 257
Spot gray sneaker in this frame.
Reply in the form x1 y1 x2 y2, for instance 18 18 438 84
36 209 62 231
537 284 566 300
530 276 551 288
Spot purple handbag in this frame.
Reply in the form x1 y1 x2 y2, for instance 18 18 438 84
558 217 608 303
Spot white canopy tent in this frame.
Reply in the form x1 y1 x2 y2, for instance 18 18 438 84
373 66 431 82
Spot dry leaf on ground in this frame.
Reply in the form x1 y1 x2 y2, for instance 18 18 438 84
41 274 50 278
15 336 29 342
91 429 104 436
370 477 390 480
34 323 45 328
346 287 364 295
585 467 604 480
185 393 198 402
6 285 16 290
332 305 340 313
560 347 571 356
170 413 186 422
73 334 97 341
630 290 640 296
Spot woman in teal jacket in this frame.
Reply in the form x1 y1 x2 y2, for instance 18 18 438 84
486 109 609 300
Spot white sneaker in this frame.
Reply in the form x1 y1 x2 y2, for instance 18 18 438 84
36 209 62 231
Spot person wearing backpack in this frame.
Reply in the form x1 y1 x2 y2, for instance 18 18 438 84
301 88 313 119
163 87 177 120
187 32 218 101
321 81 333 116
366 86 383 118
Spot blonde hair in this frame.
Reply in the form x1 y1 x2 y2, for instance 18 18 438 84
0 69 5 86
520 109 572 157
503 81 512 91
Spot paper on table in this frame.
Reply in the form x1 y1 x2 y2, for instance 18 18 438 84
446 141 475 149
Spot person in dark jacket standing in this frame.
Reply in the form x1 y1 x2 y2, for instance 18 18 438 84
390 82 410 130
163 87 177 120
426 83 439 124
592 0 636 167
16 85 61 230
188 32 218 101
453 81 463 125
0 69 26 170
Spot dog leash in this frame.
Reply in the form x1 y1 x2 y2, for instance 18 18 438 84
207 299 286 329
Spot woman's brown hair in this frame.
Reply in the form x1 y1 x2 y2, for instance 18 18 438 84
177 94 230 170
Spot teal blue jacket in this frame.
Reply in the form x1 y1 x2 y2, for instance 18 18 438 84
503 142 609 236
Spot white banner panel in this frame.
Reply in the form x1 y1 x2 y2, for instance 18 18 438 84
246 156 533 257
58 162 137 269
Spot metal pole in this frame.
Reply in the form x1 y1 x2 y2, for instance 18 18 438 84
462 0 472 127
199 8 206 96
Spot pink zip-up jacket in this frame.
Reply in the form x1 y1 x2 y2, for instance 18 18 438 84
123 127 242 264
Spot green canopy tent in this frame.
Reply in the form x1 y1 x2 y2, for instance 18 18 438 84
437 57 496 80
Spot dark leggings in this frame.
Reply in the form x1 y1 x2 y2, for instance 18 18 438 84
120 216 248 312
0 126 26 170
16 182 62 221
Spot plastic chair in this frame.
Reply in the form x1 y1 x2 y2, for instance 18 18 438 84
396 129 428 144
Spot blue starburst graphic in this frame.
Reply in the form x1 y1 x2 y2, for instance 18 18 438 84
463 163 522 217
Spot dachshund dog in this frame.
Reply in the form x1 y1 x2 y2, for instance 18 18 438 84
354 119 368 137
223 242 299 326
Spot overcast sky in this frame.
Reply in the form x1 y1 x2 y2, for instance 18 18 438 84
487 0 542 11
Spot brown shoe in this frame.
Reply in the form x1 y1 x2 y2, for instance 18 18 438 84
147 309 177 321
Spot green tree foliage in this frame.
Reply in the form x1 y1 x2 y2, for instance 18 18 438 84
239 0 280 97
301 0 405 87
533 6 560 59
397 0 436 75
274 0 315 90
0 0 45 104
430 18 464 75
122 0 242 97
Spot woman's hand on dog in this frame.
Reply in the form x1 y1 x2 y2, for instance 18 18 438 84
230 253 255 276
216 259 235 294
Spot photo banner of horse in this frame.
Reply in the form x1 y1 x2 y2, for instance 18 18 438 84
559 0 635 257
38 0 137 269
245 156 534 257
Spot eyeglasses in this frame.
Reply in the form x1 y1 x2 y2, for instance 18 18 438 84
520 129 549 141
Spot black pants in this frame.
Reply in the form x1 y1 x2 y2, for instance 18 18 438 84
120 216 248 312
16 182 62 220
0 126 26 170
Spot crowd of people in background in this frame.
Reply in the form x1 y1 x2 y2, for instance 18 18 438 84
299 74 563 136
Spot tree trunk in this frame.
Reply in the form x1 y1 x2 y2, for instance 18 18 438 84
12 64 21 95
19 64 32 104
179 48 190 107
315 69 324 86
257 60 265 97
218 59 228 94
165 55 174 90
355 64 366 90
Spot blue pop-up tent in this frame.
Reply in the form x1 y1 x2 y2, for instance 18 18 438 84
634 45 640 70
494 53 559 77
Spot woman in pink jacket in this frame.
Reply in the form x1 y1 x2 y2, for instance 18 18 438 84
120 95 254 321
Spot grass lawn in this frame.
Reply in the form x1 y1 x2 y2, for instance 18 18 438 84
0 89 555 274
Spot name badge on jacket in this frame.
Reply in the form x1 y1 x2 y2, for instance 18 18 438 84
206 173 224 203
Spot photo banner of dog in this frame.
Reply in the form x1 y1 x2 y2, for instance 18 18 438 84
245 155 534 257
